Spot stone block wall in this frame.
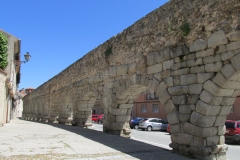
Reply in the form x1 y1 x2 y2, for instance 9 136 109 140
0 69 7 126
23 0 240 159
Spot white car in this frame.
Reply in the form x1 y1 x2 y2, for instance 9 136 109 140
138 118 168 131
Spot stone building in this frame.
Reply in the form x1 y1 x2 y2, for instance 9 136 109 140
0 29 22 126
23 0 240 159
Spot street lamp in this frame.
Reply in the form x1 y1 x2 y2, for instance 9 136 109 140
14 52 31 66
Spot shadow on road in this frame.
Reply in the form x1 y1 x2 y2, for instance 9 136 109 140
20 118 195 159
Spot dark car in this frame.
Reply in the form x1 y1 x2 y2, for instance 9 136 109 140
129 117 144 129
225 120 240 144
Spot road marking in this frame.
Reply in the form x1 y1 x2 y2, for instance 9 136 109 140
131 136 172 150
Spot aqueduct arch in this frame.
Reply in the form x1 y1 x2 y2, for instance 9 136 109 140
22 0 240 159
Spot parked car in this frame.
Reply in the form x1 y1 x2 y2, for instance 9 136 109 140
97 114 104 124
129 117 144 129
167 124 170 134
138 118 168 131
92 114 99 123
225 120 240 144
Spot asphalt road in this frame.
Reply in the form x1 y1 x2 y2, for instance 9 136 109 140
92 123 240 160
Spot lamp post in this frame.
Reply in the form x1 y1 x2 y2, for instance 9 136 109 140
14 52 31 66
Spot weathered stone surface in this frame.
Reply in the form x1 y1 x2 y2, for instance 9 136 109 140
206 136 219 146
116 65 128 76
167 110 179 125
187 58 203 67
147 52 157 66
228 31 240 42
163 59 174 70
221 51 234 61
190 66 205 73
213 73 240 89
190 111 216 127
219 106 232 115
200 90 223 105
231 53 240 71
155 47 171 63
221 97 235 105
173 76 181 85
168 86 188 96
183 122 218 137
203 54 221 64
169 124 181 134
128 62 137 73
172 68 189 76
196 100 221 116
221 64 236 79
109 107 128 115
218 125 226 135
190 39 208 52
172 95 187 105
208 30 228 48
147 63 163 74
165 99 176 113
196 49 214 58
171 133 193 145
189 84 203 94
188 95 199 105
164 77 173 87
119 104 133 109
226 41 240 51
216 45 226 54
179 114 190 122
158 89 171 105
203 80 234 96
197 73 214 83
170 45 189 58
179 105 192 113
205 62 222 72
214 115 226 126
155 81 167 96
172 62 187 70
181 74 197 85
116 115 130 122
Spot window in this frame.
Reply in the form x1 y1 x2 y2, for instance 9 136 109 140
152 104 159 113
141 104 147 112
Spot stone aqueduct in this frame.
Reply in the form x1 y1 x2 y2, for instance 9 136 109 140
23 0 240 159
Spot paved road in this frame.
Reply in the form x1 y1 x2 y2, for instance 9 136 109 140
0 118 195 160
93 123 240 160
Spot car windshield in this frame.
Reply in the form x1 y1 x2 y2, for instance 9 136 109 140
225 122 235 128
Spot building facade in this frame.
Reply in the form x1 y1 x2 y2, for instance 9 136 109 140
0 29 22 126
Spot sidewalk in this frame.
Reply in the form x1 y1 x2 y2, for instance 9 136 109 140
0 119 195 160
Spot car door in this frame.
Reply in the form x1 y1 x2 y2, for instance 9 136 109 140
150 119 159 130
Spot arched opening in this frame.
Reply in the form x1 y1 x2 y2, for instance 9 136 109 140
58 96 73 125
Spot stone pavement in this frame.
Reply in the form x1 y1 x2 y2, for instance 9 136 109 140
0 119 195 160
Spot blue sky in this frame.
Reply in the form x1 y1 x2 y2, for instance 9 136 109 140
1 0 168 90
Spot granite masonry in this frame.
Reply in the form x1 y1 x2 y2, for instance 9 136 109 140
23 0 240 159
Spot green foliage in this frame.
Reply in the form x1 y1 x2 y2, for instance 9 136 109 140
0 33 8 70
179 21 191 36
104 46 112 58
168 20 191 37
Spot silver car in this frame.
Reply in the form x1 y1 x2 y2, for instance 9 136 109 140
138 118 168 131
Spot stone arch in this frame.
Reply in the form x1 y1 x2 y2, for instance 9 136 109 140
104 74 170 137
48 93 61 123
73 85 99 127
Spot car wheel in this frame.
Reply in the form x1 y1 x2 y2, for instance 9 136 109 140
147 126 152 131
134 125 139 129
